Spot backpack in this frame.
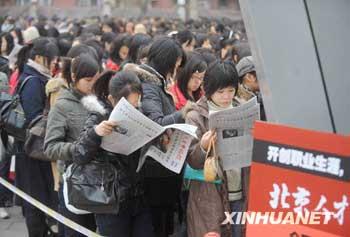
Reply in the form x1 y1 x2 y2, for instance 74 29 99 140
0 76 32 141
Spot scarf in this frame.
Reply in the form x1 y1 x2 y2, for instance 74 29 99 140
27 59 51 79
207 99 242 201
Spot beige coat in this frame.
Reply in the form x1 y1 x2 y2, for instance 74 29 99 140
185 97 232 237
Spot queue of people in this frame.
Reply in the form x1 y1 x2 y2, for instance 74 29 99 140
0 15 264 237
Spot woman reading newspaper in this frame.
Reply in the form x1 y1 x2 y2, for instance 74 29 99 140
71 71 154 237
184 61 244 237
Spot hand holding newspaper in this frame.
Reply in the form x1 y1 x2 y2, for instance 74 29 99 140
100 97 197 173
209 97 260 170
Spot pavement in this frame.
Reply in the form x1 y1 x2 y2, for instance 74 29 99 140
0 206 27 237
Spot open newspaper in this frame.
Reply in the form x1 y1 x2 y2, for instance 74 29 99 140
100 97 197 173
209 97 260 170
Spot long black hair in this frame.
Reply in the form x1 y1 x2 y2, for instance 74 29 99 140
0 32 15 56
109 34 132 64
147 37 186 78
176 52 207 101
93 70 142 103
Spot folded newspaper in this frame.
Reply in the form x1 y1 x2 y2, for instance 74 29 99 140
100 97 197 173
209 97 260 170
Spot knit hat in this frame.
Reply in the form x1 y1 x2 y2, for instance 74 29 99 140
23 26 40 44
134 24 147 34
236 56 255 77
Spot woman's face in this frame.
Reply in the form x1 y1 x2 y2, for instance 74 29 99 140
102 24 112 33
182 39 195 52
119 46 129 61
74 73 99 95
187 71 205 93
109 92 141 108
202 39 212 50
210 86 236 108
127 92 141 108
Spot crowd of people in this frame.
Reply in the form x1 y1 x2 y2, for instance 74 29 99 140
0 14 264 237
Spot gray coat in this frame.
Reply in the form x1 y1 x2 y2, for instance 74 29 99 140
44 88 89 166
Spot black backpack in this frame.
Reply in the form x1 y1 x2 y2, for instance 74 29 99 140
0 76 33 141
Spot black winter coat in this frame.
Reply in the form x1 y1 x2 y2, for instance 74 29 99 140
15 61 55 208
71 95 145 211
123 63 184 210
124 63 184 178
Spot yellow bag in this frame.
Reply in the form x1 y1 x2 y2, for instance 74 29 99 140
203 138 221 182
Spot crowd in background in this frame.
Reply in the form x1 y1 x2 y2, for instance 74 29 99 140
0 14 264 237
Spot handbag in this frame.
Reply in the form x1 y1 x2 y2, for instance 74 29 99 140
24 96 50 161
0 76 33 141
65 160 120 214
184 164 222 184
203 137 222 182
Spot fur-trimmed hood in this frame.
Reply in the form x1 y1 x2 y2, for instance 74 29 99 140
81 95 109 115
123 63 164 87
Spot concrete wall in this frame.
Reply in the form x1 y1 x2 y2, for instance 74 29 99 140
239 0 350 135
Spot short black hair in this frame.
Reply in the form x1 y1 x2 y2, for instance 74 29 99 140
84 39 104 63
62 44 100 85
147 37 186 78
195 47 217 65
70 53 99 84
57 37 72 57
102 19 117 32
195 33 209 48
128 33 152 63
101 32 117 45
203 60 239 99
109 71 142 103
29 37 59 68
93 70 142 103
176 30 195 46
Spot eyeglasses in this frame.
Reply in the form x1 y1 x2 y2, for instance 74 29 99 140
191 73 204 82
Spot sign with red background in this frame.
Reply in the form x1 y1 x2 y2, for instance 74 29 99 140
247 121 350 237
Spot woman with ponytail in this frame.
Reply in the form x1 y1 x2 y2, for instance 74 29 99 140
44 48 100 237
14 37 60 237
8 42 33 94
71 70 154 237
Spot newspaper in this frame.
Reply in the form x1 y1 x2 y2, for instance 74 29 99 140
137 130 193 174
101 98 197 173
209 97 260 170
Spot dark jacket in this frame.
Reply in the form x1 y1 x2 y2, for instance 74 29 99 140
71 95 145 211
15 62 55 209
19 63 48 124
124 63 184 178
123 63 184 214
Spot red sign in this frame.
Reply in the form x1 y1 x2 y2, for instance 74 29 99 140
247 121 350 236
